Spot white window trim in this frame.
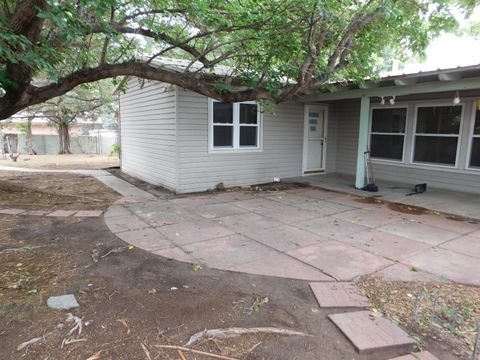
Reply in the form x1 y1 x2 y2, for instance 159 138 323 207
208 99 263 153
368 105 408 164
467 100 480 170
410 102 465 169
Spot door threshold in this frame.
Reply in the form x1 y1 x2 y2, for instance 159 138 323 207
303 170 325 175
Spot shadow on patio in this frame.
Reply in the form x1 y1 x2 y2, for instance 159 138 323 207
285 173 480 220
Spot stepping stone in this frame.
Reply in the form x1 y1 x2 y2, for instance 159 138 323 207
0 208 26 215
390 351 439 360
310 282 371 308
22 210 49 216
329 311 415 354
74 210 103 217
47 294 79 310
47 210 76 217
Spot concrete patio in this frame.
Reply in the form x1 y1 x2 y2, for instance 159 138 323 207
105 186 480 286
287 173 480 220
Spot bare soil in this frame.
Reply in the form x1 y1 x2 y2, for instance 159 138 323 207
0 172 119 210
0 172 464 360
0 154 119 170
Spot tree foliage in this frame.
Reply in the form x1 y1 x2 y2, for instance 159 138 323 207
0 0 478 120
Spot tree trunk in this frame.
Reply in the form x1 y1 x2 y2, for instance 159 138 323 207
58 123 71 154
26 117 36 155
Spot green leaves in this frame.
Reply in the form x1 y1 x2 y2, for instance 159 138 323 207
0 0 478 117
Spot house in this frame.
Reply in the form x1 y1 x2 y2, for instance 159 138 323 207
116 59 480 194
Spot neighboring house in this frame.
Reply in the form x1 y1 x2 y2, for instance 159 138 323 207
116 59 480 194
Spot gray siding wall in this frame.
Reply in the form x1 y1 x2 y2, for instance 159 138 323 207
330 98 480 194
176 89 304 193
332 99 361 175
119 78 178 190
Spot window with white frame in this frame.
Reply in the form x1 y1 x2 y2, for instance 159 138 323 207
413 105 463 166
369 107 407 161
210 100 261 150
469 101 480 168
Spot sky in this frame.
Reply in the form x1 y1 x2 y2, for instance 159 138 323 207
387 8 480 75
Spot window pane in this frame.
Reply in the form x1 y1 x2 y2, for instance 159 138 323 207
371 108 406 133
414 136 458 165
474 104 480 135
370 134 404 160
240 126 257 146
240 104 258 124
470 138 480 168
416 106 462 134
213 102 233 124
213 125 233 147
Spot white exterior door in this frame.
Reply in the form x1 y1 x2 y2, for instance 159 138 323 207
303 105 327 173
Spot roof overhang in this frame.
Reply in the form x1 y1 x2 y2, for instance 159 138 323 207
300 64 480 102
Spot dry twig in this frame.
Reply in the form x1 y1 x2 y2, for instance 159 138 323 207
185 327 311 347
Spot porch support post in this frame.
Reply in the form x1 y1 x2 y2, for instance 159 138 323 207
355 96 370 189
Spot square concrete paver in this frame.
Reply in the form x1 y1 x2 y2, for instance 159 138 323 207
390 351 439 360
294 199 356 216
375 263 444 283
440 235 480 258
170 195 224 208
293 217 370 240
310 282 371 308
104 214 150 234
228 251 334 281
287 240 393 280
23 210 49 216
74 210 103 217
328 195 385 210
232 197 283 212
332 208 400 229
47 210 76 217
192 202 249 219
242 224 329 252
263 192 319 206
470 229 480 238
329 311 415 354
411 214 480 235
287 188 343 200
116 228 173 251
339 230 431 261
216 212 282 233
104 205 132 218
0 208 26 215
184 234 276 269
403 248 480 286
378 220 460 246
151 246 196 263
259 203 320 224
157 219 235 246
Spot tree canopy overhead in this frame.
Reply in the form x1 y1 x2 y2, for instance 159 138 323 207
0 0 478 120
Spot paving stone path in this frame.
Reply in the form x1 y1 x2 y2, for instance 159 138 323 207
0 208 103 217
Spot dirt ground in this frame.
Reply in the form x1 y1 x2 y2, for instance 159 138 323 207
0 172 466 360
0 172 119 211
0 154 119 170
